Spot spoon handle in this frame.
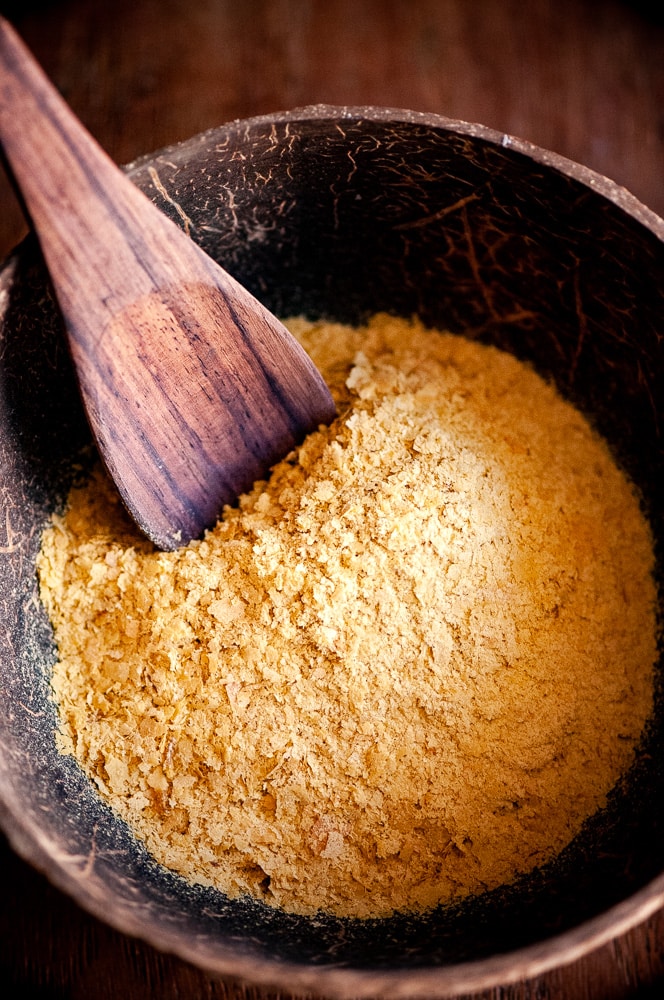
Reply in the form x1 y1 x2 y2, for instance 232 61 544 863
0 16 335 549
0 16 160 323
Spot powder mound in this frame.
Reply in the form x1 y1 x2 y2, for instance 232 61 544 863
38 314 657 919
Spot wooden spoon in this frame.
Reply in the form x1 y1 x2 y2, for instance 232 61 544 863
0 16 336 550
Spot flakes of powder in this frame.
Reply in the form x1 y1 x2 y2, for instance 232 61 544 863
38 314 658 919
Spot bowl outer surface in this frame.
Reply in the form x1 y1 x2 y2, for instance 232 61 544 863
1 105 664 997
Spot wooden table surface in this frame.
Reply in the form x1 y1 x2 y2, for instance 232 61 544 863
1 1 663 997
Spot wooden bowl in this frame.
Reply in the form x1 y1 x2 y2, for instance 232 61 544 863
1 106 663 998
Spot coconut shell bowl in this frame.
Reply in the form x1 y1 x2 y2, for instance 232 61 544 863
0 106 663 998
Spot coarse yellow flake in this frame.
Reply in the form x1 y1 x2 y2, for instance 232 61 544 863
38 314 658 919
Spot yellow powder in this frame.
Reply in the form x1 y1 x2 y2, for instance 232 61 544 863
37 314 657 919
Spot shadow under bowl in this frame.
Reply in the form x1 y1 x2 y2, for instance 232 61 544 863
0 105 663 998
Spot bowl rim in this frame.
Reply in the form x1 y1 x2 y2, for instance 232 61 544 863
2 102 664 998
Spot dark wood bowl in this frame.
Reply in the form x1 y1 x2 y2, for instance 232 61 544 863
1 106 663 998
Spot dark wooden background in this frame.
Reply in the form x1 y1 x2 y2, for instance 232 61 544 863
1 1 663 996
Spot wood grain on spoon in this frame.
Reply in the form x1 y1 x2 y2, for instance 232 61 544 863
0 15 336 550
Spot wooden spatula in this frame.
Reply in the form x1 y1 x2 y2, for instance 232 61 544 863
0 16 336 549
